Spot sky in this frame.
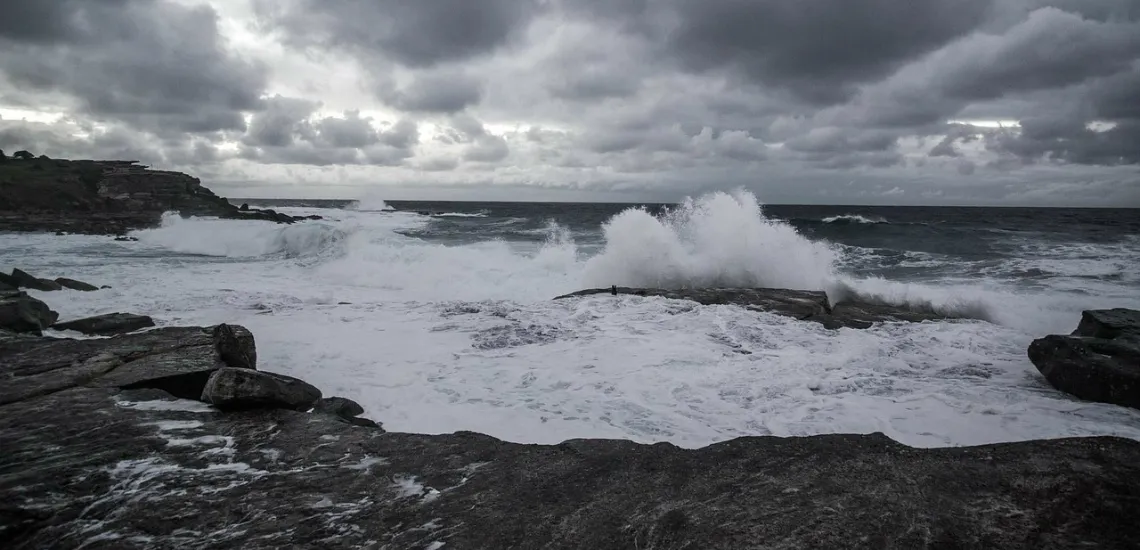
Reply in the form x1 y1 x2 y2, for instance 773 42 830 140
0 0 1138 206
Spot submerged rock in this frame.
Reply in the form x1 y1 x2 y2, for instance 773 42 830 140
1029 308 1140 410
555 287 958 329
0 291 58 335
52 312 155 336
53 277 99 292
9 269 62 292
201 367 321 411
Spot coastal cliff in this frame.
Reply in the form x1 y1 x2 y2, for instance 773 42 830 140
0 157 305 234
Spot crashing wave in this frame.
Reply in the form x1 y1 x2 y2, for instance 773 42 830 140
821 214 889 225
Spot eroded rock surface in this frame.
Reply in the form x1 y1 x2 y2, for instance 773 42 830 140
1029 308 1140 409
555 287 957 329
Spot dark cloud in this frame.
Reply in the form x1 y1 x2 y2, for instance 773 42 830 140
0 0 268 135
665 0 993 104
255 0 541 68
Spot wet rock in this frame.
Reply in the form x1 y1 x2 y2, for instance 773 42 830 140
239 202 249 211
1073 308 1140 340
314 396 365 418
4 325 1140 548
0 291 59 335
201 367 321 411
52 313 155 336
113 236 139 242
53 277 99 292
0 324 256 405
313 396 383 429
9 269 62 291
1029 308 1140 410
555 287 960 329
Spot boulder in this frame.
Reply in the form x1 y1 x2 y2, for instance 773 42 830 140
52 313 155 336
1028 308 1140 410
9 269 62 291
314 396 365 418
0 324 256 405
201 367 321 411
53 277 99 292
313 396 383 429
1073 308 1140 340
0 272 17 290
0 291 59 335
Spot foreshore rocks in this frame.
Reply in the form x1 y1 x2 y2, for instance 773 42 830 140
1 268 100 293
555 286 958 329
3 293 1140 547
1028 308 1140 410
0 158 315 234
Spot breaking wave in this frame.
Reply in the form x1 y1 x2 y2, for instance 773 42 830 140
821 214 889 225
582 190 840 291
131 213 347 259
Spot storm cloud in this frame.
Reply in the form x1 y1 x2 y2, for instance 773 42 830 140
0 0 1137 205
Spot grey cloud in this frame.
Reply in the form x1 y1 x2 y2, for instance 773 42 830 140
380 72 484 113
239 96 419 166
415 157 461 172
464 135 510 163
255 0 541 68
0 0 268 135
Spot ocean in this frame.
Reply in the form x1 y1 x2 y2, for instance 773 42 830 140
4 190 1139 447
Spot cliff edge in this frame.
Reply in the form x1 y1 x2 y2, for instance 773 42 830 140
0 156 303 234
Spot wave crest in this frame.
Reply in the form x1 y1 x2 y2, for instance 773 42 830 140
821 214 889 225
582 190 839 291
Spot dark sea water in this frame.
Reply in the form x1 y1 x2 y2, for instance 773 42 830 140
237 197 1140 294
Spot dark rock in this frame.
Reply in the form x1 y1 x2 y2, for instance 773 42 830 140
9 269 63 292
1073 308 1140 340
239 202 249 211
1028 308 1140 409
0 324 256 405
314 396 384 429
52 312 155 336
201 367 321 411
2 388 1139 548
0 291 59 335
555 287 960 329
53 277 99 292
314 396 365 418
113 235 139 242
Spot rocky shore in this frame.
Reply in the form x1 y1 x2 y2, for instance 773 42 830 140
3 275 1140 548
0 157 317 234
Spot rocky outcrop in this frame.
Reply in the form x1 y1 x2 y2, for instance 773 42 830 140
0 158 311 234
555 287 958 329
1028 308 1140 410
2 328 1139 549
0 291 58 334
9 268 62 291
54 277 99 291
51 312 155 336
201 367 322 411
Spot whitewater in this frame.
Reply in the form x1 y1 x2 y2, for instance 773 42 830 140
4 190 1140 448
